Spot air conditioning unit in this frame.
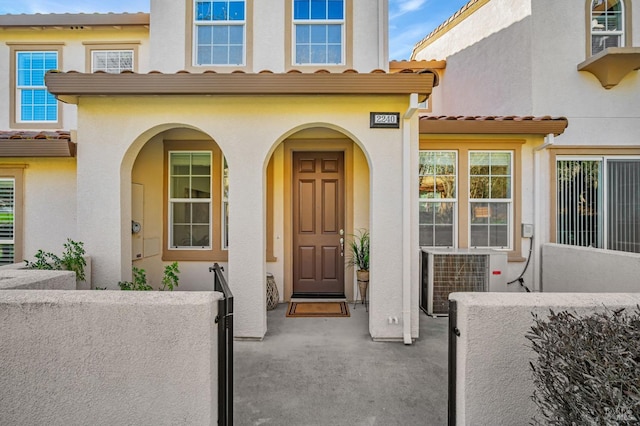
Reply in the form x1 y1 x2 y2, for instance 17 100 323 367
420 248 508 316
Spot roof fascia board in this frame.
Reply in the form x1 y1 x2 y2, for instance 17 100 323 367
0 13 150 28
419 118 569 136
45 71 436 104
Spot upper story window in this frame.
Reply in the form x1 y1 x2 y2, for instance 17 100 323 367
293 0 345 65
16 51 58 123
91 50 134 73
591 0 625 55
194 0 246 66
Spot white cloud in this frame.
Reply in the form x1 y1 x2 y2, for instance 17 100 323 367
390 0 429 20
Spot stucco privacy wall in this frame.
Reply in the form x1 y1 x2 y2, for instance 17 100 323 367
0 269 74 289
450 292 640 425
76 94 416 340
542 243 640 293
0 290 220 425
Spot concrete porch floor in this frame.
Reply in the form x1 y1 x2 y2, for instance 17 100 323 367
235 303 448 425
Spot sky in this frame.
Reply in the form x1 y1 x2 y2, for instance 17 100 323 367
0 0 470 60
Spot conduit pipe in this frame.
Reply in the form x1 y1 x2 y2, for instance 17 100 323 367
402 93 419 345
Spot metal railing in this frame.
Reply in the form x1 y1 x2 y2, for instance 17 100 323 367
210 263 233 426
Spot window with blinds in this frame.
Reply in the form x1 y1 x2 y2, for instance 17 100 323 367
0 179 15 265
557 157 640 253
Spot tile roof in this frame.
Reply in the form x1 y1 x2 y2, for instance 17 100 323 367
0 130 71 140
45 69 438 104
419 115 569 136
412 0 488 58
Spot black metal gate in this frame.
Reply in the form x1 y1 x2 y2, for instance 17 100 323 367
210 263 233 426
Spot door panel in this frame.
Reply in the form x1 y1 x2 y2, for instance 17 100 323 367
293 151 345 296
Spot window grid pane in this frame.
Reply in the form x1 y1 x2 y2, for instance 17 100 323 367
469 151 512 248
591 0 625 55
419 151 457 247
16 51 58 122
195 0 245 65
169 152 212 249
92 50 134 73
293 0 344 65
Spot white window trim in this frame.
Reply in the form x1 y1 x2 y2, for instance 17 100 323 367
418 150 458 248
468 150 513 250
15 51 58 124
292 1 346 66
590 0 625 55
90 49 134 73
193 0 247 67
168 150 213 250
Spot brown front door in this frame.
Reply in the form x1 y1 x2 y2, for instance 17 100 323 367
292 151 345 297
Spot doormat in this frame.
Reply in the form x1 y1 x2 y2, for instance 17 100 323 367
286 302 350 318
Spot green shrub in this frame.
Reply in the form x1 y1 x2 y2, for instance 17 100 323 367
118 267 153 291
25 238 86 282
527 308 640 425
119 262 180 291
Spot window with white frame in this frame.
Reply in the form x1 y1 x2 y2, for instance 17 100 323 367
194 0 246 66
169 152 212 249
16 51 58 123
293 0 344 65
419 151 457 247
91 50 133 73
419 149 513 249
469 151 512 248
591 0 625 55
557 157 640 253
0 178 15 265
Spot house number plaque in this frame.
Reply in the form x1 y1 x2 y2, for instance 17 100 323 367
370 112 400 129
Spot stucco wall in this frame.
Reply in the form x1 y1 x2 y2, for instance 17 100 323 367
0 269 75 290
149 0 388 73
0 290 221 425
450 292 640 425
542 243 640 293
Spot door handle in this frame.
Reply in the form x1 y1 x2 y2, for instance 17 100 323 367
340 237 344 257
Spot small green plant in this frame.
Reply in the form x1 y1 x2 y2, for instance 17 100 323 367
61 239 86 282
118 266 153 291
119 262 180 291
527 307 640 425
347 229 369 271
160 262 180 291
25 238 86 281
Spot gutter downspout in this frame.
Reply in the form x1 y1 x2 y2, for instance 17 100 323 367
402 93 419 345
533 133 554 292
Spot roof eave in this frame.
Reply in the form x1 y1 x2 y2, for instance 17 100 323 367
0 13 150 28
419 117 569 137
45 71 436 105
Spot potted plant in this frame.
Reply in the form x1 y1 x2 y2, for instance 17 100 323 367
347 229 369 304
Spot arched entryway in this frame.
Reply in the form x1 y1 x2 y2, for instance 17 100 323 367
265 125 371 306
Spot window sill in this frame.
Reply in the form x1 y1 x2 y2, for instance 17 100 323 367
578 47 640 89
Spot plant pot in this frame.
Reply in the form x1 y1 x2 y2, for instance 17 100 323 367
356 270 369 304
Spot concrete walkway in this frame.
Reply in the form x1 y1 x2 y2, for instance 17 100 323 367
235 303 448 425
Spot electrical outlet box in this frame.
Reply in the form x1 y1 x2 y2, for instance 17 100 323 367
521 223 534 238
